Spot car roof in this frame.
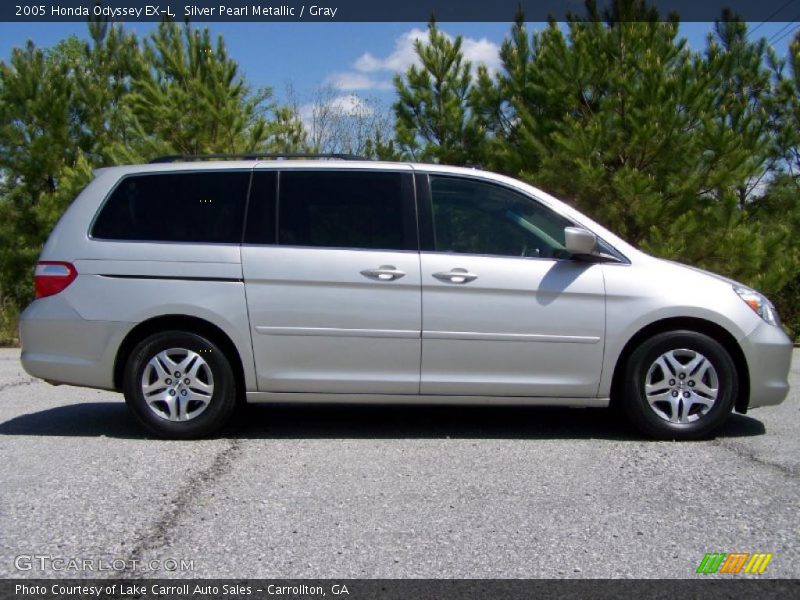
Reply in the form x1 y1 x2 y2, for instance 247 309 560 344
98 159 489 176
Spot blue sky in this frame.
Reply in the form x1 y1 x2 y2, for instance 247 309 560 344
0 20 797 114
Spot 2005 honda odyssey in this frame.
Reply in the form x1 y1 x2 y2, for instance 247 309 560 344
19 155 793 439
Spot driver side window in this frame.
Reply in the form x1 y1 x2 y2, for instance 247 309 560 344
429 176 572 259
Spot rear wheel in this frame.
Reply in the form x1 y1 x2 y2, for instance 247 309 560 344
123 331 236 439
622 330 737 440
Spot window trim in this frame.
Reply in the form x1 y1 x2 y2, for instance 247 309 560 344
88 169 254 245
240 167 258 245
419 173 628 264
415 173 435 252
242 170 278 245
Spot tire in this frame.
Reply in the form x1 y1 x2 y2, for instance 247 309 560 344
123 331 237 439
622 330 737 440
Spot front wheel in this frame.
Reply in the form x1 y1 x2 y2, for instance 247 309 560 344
622 330 737 440
123 331 237 439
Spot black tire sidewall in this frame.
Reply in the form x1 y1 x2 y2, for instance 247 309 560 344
624 330 737 440
123 331 236 439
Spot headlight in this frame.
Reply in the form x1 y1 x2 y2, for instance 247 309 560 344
733 286 780 326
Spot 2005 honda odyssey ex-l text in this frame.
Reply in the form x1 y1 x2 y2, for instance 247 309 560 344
19 156 793 439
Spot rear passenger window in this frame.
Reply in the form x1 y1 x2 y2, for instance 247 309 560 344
278 171 415 251
91 172 251 243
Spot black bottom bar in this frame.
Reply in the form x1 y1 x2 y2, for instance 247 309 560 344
1 579 798 600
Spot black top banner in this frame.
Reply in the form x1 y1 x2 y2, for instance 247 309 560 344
3 0 800 23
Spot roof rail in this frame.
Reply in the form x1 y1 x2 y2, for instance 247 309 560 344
149 153 370 164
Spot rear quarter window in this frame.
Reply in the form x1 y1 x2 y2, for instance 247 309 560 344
91 171 251 243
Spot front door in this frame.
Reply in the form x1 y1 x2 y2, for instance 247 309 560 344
419 175 606 397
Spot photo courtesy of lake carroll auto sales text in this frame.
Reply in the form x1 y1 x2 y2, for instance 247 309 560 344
15 583 351 596
0 0 798 598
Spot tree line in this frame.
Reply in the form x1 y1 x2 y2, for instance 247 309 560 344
1 0 799 343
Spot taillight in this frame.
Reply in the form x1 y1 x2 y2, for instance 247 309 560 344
34 261 77 299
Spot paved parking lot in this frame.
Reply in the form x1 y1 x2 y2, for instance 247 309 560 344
0 347 797 579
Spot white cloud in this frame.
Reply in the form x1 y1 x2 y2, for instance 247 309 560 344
461 37 503 73
354 28 429 73
324 72 393 92
352 53 384 73
326 27 501 94
353 27 501 75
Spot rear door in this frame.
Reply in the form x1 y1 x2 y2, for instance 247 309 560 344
418 174 606 397
241 167 421 394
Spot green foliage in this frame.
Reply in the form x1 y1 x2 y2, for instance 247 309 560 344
768 35 800 175
363 129 403 160
0 41 78 307
394 20 486 163
127 23 273 155
267 106 309 153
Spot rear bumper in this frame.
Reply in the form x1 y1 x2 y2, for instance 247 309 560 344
19 296 131 390
740 320 793 409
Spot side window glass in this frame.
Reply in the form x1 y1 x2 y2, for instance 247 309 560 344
429 176 572 259
278 171 414 251
92 171 250 243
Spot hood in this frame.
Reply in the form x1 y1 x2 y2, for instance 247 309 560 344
660 259 748 290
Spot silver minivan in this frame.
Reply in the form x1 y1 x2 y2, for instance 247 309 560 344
19 156 793 439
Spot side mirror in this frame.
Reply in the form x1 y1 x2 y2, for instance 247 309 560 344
564 226 597 256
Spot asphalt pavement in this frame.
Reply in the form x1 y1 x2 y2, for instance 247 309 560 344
0 348 797 579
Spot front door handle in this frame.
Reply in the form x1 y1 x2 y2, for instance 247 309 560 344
360 265 406 281
432 268 478 284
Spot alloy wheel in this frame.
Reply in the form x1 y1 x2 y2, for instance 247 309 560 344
140 347 214 422
644 348 719 424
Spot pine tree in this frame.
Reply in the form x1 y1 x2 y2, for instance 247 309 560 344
393 20 486 164
0 23 143 314
769 33 800 175
470 11 570 177
650 14 798 298
267 106 309 153
72 20 144 164
127 23 272 155
758 34 800 337
528 7 713 244
0 41 77 307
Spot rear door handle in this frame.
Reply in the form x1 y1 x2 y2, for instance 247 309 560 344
432 268 478 284
360 265 406 281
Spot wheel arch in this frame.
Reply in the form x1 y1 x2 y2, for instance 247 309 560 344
114 314 246 402
610 317 750 414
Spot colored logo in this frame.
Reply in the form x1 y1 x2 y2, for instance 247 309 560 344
696 552 773 574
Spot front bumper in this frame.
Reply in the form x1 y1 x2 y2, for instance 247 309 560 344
740 319 793 409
